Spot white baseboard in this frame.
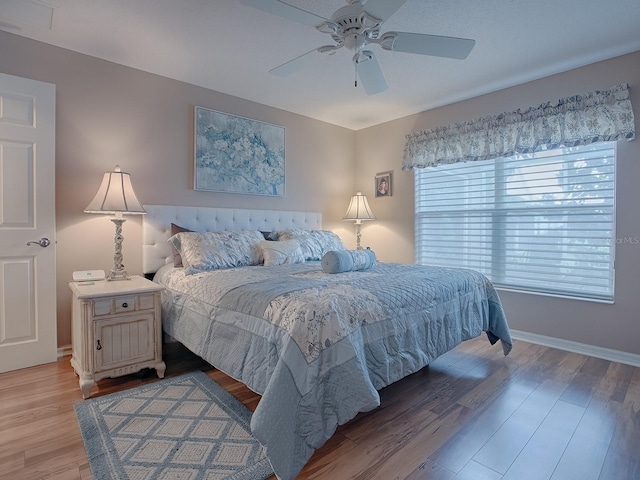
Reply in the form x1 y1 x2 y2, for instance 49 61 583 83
58 345 72 358
510 329 640 367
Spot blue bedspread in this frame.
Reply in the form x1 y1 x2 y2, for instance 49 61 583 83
156 261 512 480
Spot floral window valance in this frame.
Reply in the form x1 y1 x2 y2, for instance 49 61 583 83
402 83 635 170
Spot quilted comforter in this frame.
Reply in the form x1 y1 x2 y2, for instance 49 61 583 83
155 261 512 480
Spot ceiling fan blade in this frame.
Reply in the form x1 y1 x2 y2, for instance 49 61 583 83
355 50 387 95
270 44 342 76
380 32 475 59
361 0 408 22
269 48 322 77
238 0 328 27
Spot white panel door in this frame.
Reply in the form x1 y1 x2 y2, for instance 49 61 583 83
0 73 56 373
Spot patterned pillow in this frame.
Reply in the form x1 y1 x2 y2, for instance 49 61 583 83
169 230 264 274
269 229 345 261
259 239 305 266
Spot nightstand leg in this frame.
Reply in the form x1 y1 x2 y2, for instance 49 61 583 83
79 376 95 399
155 361 166 379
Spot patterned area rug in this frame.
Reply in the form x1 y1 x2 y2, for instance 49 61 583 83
74 371 273 480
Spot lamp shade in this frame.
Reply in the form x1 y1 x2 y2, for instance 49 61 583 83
343 192 376 221
84 165 146 215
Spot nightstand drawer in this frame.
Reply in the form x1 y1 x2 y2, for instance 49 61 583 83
92 293 156 316
137 293 155 311
114 295 136 313
93 298 113 316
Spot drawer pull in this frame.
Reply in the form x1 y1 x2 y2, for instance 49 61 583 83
121 302 129 308
96 340 102 351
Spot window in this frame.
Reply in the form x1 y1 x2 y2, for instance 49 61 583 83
414 142 616 301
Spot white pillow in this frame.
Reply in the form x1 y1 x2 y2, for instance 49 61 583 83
169 230 264 274
269 229 345 261
260 240 305 266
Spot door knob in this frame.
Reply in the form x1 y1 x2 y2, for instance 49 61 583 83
26 238 51 248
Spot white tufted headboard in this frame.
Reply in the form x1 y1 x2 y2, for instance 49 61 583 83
142 205 322 274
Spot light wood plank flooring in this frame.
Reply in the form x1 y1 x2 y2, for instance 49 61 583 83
0 336 638 480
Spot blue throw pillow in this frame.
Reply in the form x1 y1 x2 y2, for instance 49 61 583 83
321 249 376 273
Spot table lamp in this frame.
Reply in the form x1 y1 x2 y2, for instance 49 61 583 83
84 165 146 280
343 191 376 250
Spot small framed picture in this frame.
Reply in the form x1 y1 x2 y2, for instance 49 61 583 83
375 171 392 197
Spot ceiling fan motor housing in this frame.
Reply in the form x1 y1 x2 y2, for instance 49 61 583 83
318 2 382 50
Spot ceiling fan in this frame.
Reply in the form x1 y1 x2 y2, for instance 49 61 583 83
239 0 475 95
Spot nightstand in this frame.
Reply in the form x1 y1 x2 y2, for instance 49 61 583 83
69 275 166 399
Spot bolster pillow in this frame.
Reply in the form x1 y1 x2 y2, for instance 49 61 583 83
321 249 376 274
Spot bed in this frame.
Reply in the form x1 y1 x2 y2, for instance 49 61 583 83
142 205 512 480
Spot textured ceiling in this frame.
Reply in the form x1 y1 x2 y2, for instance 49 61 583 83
2 0 640 130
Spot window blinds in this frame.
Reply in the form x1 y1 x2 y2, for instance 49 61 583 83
415 142 616 301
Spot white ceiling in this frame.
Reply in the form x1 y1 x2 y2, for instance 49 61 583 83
2 0 640 130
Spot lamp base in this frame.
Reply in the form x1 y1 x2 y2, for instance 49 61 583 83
107 218 131 281
107 269 131 281
355 222 363 250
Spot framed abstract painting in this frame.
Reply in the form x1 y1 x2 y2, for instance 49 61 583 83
194 106 285 196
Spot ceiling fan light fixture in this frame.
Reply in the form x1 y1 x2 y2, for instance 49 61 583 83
344 32 366 51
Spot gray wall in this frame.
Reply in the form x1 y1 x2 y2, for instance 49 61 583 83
356 51 640 356
2 29 639 357
0 31 356 347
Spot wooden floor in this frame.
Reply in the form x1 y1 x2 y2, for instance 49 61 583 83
0 336 638 480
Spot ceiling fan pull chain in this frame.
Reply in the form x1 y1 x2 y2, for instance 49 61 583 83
355 62 358 88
